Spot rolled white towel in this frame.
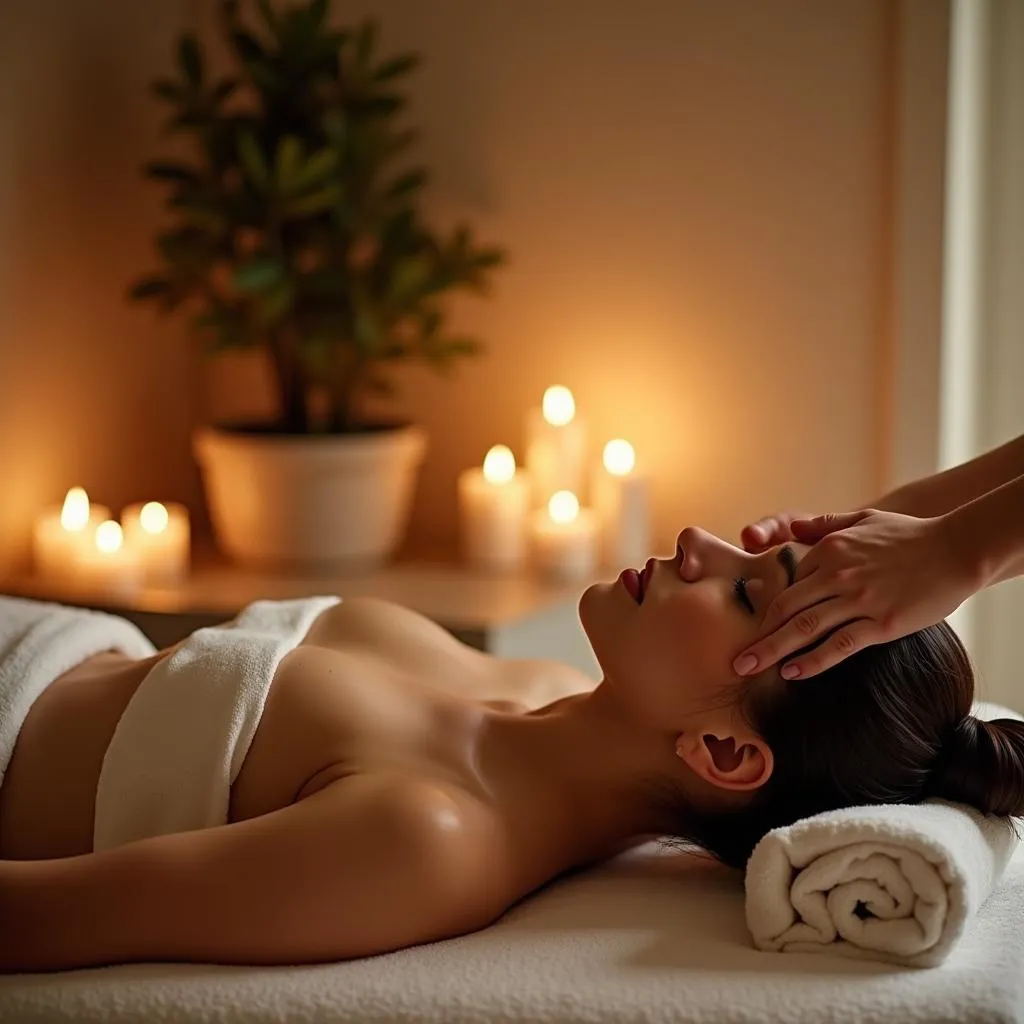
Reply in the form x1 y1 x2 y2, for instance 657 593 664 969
745 701 1023 967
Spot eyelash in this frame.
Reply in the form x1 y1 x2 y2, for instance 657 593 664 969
734 577 755 614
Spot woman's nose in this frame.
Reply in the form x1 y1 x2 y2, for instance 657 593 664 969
677 526 713 582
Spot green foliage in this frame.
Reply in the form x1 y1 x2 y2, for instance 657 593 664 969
130 0 505 432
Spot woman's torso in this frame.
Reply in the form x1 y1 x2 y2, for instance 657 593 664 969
0 599 595 870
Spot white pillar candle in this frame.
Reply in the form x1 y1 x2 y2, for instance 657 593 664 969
525 386 588 509
75 520 142 598
531 490 598 583
593 439 652 568
32 487 112 578
121 501 191 584
458 446 530 573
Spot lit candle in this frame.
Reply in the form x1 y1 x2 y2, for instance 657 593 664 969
593 439 652 568
32 487 112 578
531 490 598 582
525 386 588 509
75 520 142 597
121 501 191 584
458 446 530 573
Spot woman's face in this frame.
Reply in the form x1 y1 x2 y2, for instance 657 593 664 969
579 527 809 730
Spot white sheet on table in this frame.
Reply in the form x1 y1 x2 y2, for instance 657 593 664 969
3 840 1023 1024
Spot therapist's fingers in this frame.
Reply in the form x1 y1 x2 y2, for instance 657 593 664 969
753 567 828 636
776 618 885 679
790 510 872 545
740 521 773 553
741 512 806 553
733 594 849 676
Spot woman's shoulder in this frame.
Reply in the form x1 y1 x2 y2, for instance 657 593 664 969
320 773 517 921
304 597 478 658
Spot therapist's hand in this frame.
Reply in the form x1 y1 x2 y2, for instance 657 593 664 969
732 509 975 679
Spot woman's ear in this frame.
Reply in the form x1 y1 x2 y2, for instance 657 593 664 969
675 729 773 791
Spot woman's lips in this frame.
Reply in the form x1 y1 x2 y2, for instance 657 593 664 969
641 557 655 600
620 568 641 602
621 559 654 605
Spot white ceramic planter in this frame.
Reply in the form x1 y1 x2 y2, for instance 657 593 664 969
194 424 427 569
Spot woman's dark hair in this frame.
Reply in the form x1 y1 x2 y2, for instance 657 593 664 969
656 621 1024 869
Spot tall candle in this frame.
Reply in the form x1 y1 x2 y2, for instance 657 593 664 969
531 490 598 583
525 386 588 509
75 520 142 597
121 501 191 584
32 487 112 578
458 446 530 573
593 439 652 568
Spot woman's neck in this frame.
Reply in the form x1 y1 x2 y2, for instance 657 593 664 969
471 683 686 872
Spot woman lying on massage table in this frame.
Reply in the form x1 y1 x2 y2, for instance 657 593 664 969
1 441 1023 974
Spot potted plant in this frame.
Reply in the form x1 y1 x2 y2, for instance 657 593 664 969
129 0 504 568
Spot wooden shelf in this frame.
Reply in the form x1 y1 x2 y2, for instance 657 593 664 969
1 557 600 631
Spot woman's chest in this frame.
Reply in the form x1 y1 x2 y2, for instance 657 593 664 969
229 599 594 823
229 636 500 823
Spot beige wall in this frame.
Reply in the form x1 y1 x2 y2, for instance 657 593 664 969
0 0 948 568
885 0 950 492
0 0 205 573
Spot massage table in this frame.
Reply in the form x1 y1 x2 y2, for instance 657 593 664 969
3 841 1023 1024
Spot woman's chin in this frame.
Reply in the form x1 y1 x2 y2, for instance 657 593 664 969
579 579 635 672
579 579 623 625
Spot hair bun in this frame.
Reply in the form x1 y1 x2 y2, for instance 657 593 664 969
932 715 1024 817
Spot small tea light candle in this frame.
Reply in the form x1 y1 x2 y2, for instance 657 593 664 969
525 386 588 509
75 520 142 597
458 445 530 572
122 501 191 584
32 487 112 578
593 439 652 568
531 489 598 583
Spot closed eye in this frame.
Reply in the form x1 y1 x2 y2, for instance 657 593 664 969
733 577 755 615
778 545 797 586
733 548 793 619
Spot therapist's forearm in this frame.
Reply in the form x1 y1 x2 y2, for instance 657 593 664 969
870 433 1024 518
945 473 1024 590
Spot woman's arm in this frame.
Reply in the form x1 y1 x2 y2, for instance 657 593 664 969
1 776 503 972
872 433 1024 518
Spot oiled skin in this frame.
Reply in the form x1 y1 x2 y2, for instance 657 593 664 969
0 598 604 971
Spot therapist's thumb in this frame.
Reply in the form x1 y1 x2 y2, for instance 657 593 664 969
790 510 868 544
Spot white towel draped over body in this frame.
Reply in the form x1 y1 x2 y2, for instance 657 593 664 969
94 596 340 851
0 596 155 790
746 701 1023 967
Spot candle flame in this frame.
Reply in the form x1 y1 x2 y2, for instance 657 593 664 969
60 487 90 532
95 520 123 554
140 501 170 535
548 490 580 525
542 386 575 427
482 446 516 485
603 439 636 476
